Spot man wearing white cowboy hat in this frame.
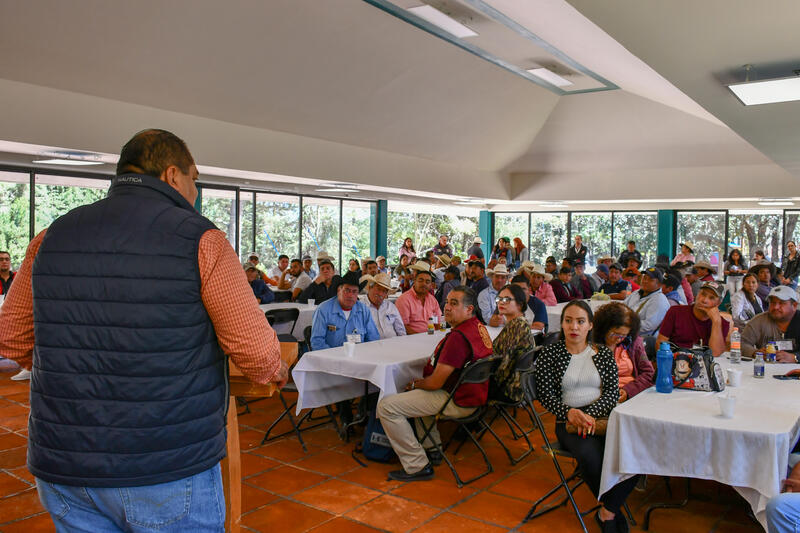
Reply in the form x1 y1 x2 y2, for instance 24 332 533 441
466 237 484 261
521 262 557 306
359 273 406 339
478 263 510 325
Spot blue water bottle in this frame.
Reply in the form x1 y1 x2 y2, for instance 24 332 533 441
655 342 674 394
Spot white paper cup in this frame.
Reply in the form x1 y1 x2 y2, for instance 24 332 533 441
727 369 742 387
718 396 736 418
346 333 361 344
344 341 356 357
307 299 315 306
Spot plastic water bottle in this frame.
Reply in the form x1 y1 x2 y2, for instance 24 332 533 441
655 342 674 394
729 328 741 364
753 352 765 378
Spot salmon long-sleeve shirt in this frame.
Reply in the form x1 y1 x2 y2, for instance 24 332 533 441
0 229 281 385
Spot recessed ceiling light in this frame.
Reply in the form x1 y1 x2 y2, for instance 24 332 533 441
540 202 568 208
758 201 794 206
315 187 358 193
407 5 478 39
33 158 104 166
728 75 800 105
527 68 573 87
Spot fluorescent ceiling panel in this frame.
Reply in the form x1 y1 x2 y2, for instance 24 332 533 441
33 158 104 166
728 76 800 106
407 5 477 38
527 68 573 87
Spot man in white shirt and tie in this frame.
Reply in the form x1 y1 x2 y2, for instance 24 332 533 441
359 272 406 339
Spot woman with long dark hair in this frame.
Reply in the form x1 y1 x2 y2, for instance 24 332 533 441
490 284 534 402
399 237 416 263
534 300 637 532
723 248 747 296
730 272 762 328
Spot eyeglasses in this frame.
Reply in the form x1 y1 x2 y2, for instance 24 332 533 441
609 333 628 339
495 296 514 304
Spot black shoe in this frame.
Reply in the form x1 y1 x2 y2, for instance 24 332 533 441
425 448 444 466
614 512 629 533
387 463 434 482
594 511 617 533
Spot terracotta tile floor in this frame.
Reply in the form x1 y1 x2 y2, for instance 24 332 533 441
0 365 765 532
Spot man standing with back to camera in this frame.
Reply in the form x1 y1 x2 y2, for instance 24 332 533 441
0 129 287 532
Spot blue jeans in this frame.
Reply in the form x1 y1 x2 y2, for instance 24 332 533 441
36 464 225 532
767 493 800 533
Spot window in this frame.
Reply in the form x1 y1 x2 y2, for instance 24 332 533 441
529 213 567 266
34 174 110 234
256 193 300 268
0 171 30 268
613 212 658 267
238 192 254 263
387 202 479 262
200 187 237 250
728 210 783 264
785 211 800 255
341 200 376 267
570 212 612 269
303 197 341 271
494 213 528 262
676 211 726 272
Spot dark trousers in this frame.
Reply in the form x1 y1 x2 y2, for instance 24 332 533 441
556 423 639 514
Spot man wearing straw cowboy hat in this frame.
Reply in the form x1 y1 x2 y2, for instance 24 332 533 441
359 272 406 339
478 263 510 326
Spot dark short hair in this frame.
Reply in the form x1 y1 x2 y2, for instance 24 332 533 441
662 274 681 291
627 240 636 246
511 274 527 284
116 129 194 176
319 259 334 269
445 265 461 276
0 250 9 258
558 300 594 342
414 269 434 281
290 258 302 266
545 256 556 264
449 286 476 315
278 254 289 261
558 267 572 275
499 284 528 313
592 302 641 344
365 260 377 267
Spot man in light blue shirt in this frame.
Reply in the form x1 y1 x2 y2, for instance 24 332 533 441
477 264 509 325
624 267 671 336
311 271 380 350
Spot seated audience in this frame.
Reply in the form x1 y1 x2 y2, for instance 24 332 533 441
551 267 578 303
302 255 317 279
591 264 609 291
624 256 642 277
466 237 485 261
535 300 638 532
360 259 379 292
399 238 417 262
423 250 436 265
436 265 462 311
617 241 642 270
269 254 290 285
348 258 362 277
599 263 631 301
730 273 763 328
623 267 670 336
593 302 654 403
376 255 389 274
751 261 776 308
671 242 696 266
662 274 684 307
512 237 529 269
511 274 548 331
359 273 406 339
741 286 800 363
310 271 380 350
465 259 489 295
298 259 340 304
316 250 333 268
452 255 465 273
432 254 451 285
246 252 271 284
691 261 716 297
528 265 557 306
395 267 441 334
565 234 588 264
377 287 492 481
753 249 766 263
723 249 747 296
545 256 558 275
479 265 510 326
491 284 535 402
395 255 413 290
244 264 274 304
277 258 312 300
663 267 688 305
561 257 575 271
432 234 453 258
622 269 640 291
571 260 596 298
491 237 513 263
657 281 730 356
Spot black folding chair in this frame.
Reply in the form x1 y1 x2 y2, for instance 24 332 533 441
265 308 300 343
415 355 501 488
519 370 635 531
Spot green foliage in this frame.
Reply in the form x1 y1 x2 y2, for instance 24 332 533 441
201 196 237 250
34 184 108 235
302 203 340 270
530 213 568 266
728 213 782 262
0 182 30 268
257 196 301 268
387 211 478 262
341 204 374 266
677 212 726 266
571 213 612 267
613 213 658 267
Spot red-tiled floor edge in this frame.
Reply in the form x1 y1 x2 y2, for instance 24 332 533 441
0 364 764 533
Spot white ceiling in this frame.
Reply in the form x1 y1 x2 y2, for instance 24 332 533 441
0 0 796 209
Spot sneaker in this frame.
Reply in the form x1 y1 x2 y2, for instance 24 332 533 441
425 449 444 466
387 463 434 482
11 369 31 381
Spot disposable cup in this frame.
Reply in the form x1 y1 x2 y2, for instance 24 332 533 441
344 342 356 357
307 299 315 306
718 395 736 418
346 333 361 344
727 369 742 387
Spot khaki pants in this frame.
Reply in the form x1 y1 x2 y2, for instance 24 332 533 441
376 389 475 474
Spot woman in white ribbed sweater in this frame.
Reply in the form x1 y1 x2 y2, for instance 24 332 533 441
534 300 637 533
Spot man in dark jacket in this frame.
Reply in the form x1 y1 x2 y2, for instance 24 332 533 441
298 259 341 303
618 241 642 271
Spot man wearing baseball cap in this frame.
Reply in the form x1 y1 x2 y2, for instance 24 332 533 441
741 286 800 363
465 258 489 296
302 255 317 279
623 267 670 336
599 263 632 301
376 255 389 274
657 281 730 357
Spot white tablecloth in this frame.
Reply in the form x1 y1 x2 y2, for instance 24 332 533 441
293 326 502 415
546 299 610 332
259 303 317 341
600 358 800 529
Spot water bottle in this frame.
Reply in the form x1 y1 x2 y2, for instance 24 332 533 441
729 328 741 364
753 352 765 378
655 342 674 394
